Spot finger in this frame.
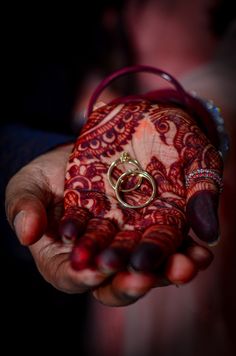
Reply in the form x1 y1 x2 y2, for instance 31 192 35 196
59 207 91 243
55 264 109 294
180 236 214 270
130 225 183 272
185 151 223 245
94 252 200 306
164 253 198 285
96 231 142 274
5 172 48 245
93 271 157 307
70 218 117 270
31 246 108 294
186 190 220 246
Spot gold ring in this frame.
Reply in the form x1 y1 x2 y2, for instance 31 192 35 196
115 169 156 209
107 152 142 192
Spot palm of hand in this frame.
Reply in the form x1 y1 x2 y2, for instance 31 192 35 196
61 100 222 274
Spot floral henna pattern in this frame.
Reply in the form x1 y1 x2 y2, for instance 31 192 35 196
61 99 223 270
71 101 148 160
149 104 223 199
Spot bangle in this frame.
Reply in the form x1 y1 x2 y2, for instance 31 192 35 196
189 92 230 161
86 65 230 160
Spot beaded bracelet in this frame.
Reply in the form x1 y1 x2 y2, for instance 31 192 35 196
188 92 230 161
185 168 224 192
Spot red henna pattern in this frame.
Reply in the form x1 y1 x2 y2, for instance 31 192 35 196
148 103 223 195
110 231 142 250
72 101 148 161
60 204 91 237
74 218 117 252
146 157 185 209
142 225 183 256
62 100 223 253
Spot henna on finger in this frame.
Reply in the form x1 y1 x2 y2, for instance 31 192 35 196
183 126 223 245
70 218 117 270
130 225 183 272
96 230 142 274
59 205 91 243
62 77 224 280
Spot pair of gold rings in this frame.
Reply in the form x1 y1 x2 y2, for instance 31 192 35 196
107 152 156 209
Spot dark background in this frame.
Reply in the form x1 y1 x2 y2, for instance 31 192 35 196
1 1 235 353
1 3 128 352
2 2 129 134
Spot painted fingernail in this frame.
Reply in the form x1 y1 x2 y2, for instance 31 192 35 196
70 237 97 270
59 220 80 243
207 234 221 247
13 210 26 244
96 247 128 274
130 242 163 272
187 191 219 245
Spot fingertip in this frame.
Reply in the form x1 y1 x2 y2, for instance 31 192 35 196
70 245 92 270
59 207 91 243
70 237 97 270
13 205 47 245
59 219 80 243
113 271 156 298
165 253 198 285
96 247 128 274
186 245 214 270
130 242 163 272
93 272 157 307
186 191 219 245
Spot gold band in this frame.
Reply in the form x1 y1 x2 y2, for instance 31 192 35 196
115 169 156 209
107 152 142 192
107 152 157 209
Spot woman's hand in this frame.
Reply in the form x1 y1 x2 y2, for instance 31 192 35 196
59 100 222 305
5 127 215 306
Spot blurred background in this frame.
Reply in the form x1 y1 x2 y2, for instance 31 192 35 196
1 1 236 355
2 0 235 133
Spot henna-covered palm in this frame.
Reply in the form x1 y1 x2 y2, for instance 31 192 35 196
60 100 222 279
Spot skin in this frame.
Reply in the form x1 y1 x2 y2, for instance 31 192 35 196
5 126 216 306
61 100 222 278
6 96 222 307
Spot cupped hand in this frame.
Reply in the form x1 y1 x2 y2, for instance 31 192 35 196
4 144 100 293
5 120 215 305
59 100 222 305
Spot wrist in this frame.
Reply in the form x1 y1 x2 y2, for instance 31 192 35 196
54 142 74 153
186 92 230 161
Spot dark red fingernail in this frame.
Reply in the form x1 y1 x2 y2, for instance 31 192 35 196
70 237 97 270
186 191 219 245
130 242 163 272
59 220 80 243
96 247 129 274
59 207 91 242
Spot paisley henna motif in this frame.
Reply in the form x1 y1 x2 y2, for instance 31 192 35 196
73 101 148 160
60 99 223 270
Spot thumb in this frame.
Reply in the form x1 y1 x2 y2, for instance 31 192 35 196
5 173 48 245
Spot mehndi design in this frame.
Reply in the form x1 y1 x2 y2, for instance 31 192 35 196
59 65 224 274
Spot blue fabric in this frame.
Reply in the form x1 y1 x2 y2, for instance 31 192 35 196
0 123 75 196
0 123 75 261
0 123 88 349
